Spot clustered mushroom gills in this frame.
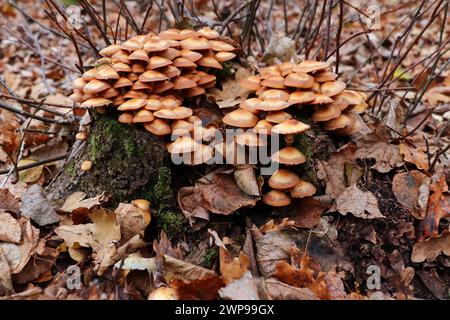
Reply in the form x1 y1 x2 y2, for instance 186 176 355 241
70 27 237 164
236 60 368 206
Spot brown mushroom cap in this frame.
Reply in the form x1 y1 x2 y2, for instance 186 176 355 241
180 49 203 62
145 98 162 111
173 76 197 89
279 62 295 76
128 49 150 62
160 96 180 109
215 52 236 62
294 60 331 73
83 79 110 94
183 144 215 165
143 119 171 135
114 77 133 88
139 70 168 82
159 48 181 60
312 104 341 122
153 81 175 93
179 29 199 39
240 98 262 114
266 111 292 124
253 119 273 134
132 63 146 74
321 114 352 130
167 136 201 153
117 98 148 111
268 169 300 189
271 119 310 135
180 38 210 50
123 90 149 99
255 99 289 111
290 180 316 198
159 28 182 40
154 106 193 119
321 80 346 97
80 97 112 108
172 57 197 68
133 109 155 123
284 72 315 88
196 72 216 86
144 39 171 52
148 56 172 69
82 68 97 81
239 75 261 91
197 27 220 39
338 90 364 105
183 86 206 98
101 87 119 99
261 76 286 89
73 78 86 90
310 94 334 105
118 112 134 124
327 95 350 111
113 62 132 72
314 70 338 82
334 112 362 135
197 56 223 69
235 131 267 147
223 109 259 127
351 101 369 114
171 119 195 136
121 39 142 51
208 40 235 52
271 146 307 165
95 65 120 80
288 91 316 104
260 89 290 101
132 81 153 90
99 44 122 56
262 190 291 207
160 65 181 79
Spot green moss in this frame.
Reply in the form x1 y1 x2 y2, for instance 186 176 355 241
294 133 314 159
157 210 187 238
200 248 218 268
65 162 75 177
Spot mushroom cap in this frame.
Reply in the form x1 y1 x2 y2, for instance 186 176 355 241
139 70 168 82
112 51 130 64
173 76 197 89
235 131 267 147
128 49 150 62
196 72 216 85
183 144 215 165
240 98 262 114
288 91 316 104
73 77 86 90
321 81 346 97
159 28 182 40
80 98 112 108
294 60 331 73
268 169 300 189
327 95 350 111
271 146 307 165
215 51 236 62
255 99 289 111
161 96 180 109
172 57 197 68
145 98 162 111
271 119 310 134
312 104 341 122
132 81 153 90
82 68 97 81
118 112 134 124
261 76 286 89
113 62 132 72
223 109 259 127
266 111 292 124
99 44 122 56
179 29 199 39
153 80 175 93
279 62 295 76
117 98 148 111
180 49 203 62
334 112 362 135
183 86 206 98
239 76 261 91
322 114 352 130
144 39 171 52
128 73 139 81
167 136 201 153
197 27 220 39
143 119 171 136
83 79 110 94
133 109 155 123
171 119 195 136
208 40 235 52
148 287 179 300
160 65 181 78
121 39 142 51
284 72 315 88
260 89 290 101
131 63 146 73
290 180 316 198
253 119 273 134
180 38 210 50
101 87 119 99
310 94 334 104
114 77 133 88
262 190 291 207
159 48 181 61
338 90 364 105
314 70 338 82
95 65 119 80
197 56 223 69
154 106 193 119
148 56 172 69
123 90 149 99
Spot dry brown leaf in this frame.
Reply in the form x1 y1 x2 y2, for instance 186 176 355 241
219 271 260 300
263 278 319 300
170 274 225 300
392 170 430 220
59 192 107 212
273 198 327 228
17 160 43 184
21 184 60 226
399 142 429 171
0 189 20 213
316 143 359 199
208 68 251 108
0 247 13 296
177 186 209 229
355 132 403 173
0 211 21 244
335 185 384 219
115 202 148 242
163 254 216 283
219 247 250 285
411 231 450 263
234 165 260 197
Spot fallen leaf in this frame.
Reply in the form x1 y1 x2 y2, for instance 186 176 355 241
113 252 156 273
399 142 429 171
59 192 106 212
219 271 260 300
411 231 450 263
115 202 149 242
219 247 250 285
163 254 216 282
170 274 225 300
17 159 43 184
335 185 384 219
273 198 327 228
13 244 58 284
177 186 209 229
234 165 260 197
392 170 430 220
208 68 251 108
0 189 20 213
0 247 13 296
263 278 319 300
0 211 21 243
263 34 296 62
417 269 446 300
21 184 60 226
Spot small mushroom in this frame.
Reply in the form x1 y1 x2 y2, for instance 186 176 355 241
144 119 171 135
266 111 292 124
239 75 261 91
271 119 310 135
167 136 201 153
268 169 300 189
321 114 351 130
83 79 110 95
294 60 331 73
284 72 315 88
133 109 155 123
118 112 134 124
271 147 307 165
311 104 341 122
320 81 346 97
290 179 316 198
262 190 291 207
117 98 148 111
223 109 259 128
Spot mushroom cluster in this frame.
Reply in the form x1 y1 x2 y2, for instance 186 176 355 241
234 60 368 206
70 27 237 138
